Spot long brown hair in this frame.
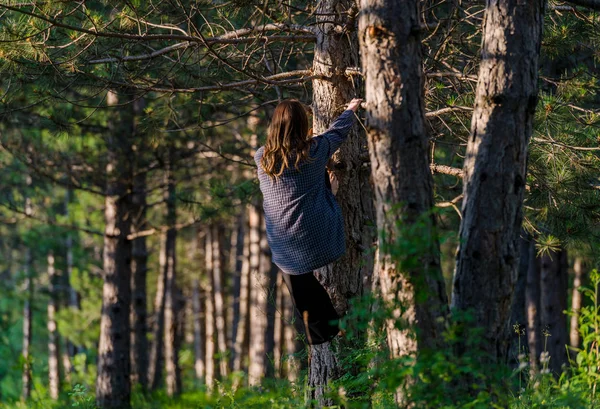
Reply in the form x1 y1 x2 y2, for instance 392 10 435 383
261 99 312 179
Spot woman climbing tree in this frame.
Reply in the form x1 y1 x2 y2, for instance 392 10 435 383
254 98 362 345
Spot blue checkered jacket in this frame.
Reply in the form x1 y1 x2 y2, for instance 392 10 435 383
254 109 356 275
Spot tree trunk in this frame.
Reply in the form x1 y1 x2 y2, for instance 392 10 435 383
148 230 167 390
22 246 32 401
47 251 60 400
230 211 246 370
130 99 149 391
526 240 542 376
540 248 569 375
211 225 229 378
508 233 531 367
164 151 181 397
450 0 545 366
248 204 274 385
358 0 449 403
232 209 251 375
570 257 584 353
96 91 133 409
309 1 376 404
204 227 216 390
192 278 205 380
62 187 79 379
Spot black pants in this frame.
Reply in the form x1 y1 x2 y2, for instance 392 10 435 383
282 272 340 345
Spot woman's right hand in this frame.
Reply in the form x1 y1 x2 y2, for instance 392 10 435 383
346 98 363 112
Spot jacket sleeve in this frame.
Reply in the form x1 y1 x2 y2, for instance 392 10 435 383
316 109 356 158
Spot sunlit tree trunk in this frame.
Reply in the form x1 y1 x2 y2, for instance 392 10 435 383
230 211 246 369
47 251 60 400
359 0 448 403
96 91 133 409
570 257 584 353
450 0 545 367
62 187 79 379
192 277 205 380
22 186 33 401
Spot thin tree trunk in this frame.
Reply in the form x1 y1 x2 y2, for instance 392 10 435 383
192 278 205 380
273 273 285 378
526 240 542 376
308 1 376 404
509 233 531 367
22 245 33 401
164 150 181 397
248 204 269 386
148 231 167 390
570 257 584 353
283 285 300 382
62 187 78 379
96 91 133 409
232 209 251 375
359 0 449 403
540 248 569 375
48 251 60 400
130 98 149 391
211 225 229 378
230 211 246 369
204 227 216 390
450 0 545 367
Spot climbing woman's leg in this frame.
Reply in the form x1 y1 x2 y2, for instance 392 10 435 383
282 271 340 345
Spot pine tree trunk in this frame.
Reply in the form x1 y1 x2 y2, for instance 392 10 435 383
233 209 251 375
63 187 79 379
358 0 449 403
540 248 569 375
284 287 300 382
130 99 149 391
164 151 181 397
570 257 584 352
526 240 542 376
450 0 545 366
204 227 216 390
148 230 167 390
508 233 531 367
211 225 229 378
230 211 246 370
308 1 376 404
192 278 205 380
96 91 133 409
273 273 285 378
22 249 32 401
22 189 33 401
248 204 273 385
47 251 60 400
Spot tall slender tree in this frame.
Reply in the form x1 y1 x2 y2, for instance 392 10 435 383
451 0 545 366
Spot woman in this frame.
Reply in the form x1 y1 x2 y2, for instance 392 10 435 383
254 98 362 345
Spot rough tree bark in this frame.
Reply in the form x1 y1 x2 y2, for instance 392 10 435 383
540 248 569 375
47 251 60 400
308 1 376 404
130 99 149 390
526 240 542 376
450 0 545 366
570 257 584 353
164 148 181 397
96 91 133 409
358 0 449 403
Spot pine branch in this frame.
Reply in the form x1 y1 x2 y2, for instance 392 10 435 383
426 106 473 117
562 0 600 10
